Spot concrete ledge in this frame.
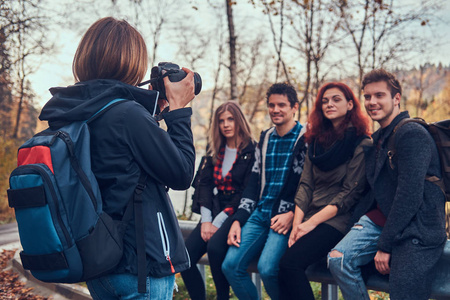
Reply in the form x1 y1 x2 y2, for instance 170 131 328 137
12 250 91 300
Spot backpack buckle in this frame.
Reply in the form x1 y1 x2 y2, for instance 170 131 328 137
135 183 146 194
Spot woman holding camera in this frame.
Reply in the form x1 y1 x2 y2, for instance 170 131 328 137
181 101 256 300
39 17 195 299
278 82 372 300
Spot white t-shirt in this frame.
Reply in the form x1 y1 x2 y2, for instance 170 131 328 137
222 145 237 177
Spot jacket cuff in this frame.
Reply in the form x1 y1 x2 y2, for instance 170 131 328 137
163 107 192 122
233 209 250 226
377 238 392 253
212 211 229 228
200 206 213 223
296 201 309 215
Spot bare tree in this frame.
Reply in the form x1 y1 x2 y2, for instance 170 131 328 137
105 0 178 67
259 0 291 83
414 64 426 117
209 28 226 127
0 1 12 93
335 0 441 98
174 2 228 154
0 1 16 135
237 34 265 101
225 0 238 101
3 0 53 138
284 0 342 117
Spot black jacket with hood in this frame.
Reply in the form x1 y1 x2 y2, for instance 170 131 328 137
39 79 195 277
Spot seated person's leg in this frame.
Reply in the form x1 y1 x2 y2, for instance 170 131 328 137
256 227 290 300
180 222 208 300
279 223 344 300
327 215 380 300
222 212 270 300
207 217 235 300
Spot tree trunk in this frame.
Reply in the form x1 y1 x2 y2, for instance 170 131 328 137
416 65 425 117
226 0 238 101
13 78 24 139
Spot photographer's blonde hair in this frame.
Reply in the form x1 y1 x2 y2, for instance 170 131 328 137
73 17 148 86
208 101 253 162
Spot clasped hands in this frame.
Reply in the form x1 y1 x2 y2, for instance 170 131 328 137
227 211 294 247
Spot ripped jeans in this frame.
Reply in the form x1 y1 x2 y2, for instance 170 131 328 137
327 215 382 300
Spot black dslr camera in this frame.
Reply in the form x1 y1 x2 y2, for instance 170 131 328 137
138 62 202 100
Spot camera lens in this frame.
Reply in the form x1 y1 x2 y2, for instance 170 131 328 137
193 73 202 95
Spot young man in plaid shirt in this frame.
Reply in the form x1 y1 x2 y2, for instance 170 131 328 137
222 83 307 300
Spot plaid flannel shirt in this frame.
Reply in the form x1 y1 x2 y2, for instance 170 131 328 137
258 122 301 213
214 146 238 192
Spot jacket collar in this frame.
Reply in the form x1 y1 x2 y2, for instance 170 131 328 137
40 79 159 128
365 111 410 186
239 140 256 156
372 111 410 148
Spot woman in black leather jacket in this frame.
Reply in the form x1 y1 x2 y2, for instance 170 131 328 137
181 101 256 300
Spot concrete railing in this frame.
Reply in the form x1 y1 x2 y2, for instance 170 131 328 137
178 220 450 300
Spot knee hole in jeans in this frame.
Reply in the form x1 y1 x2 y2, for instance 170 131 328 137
329 250 343 258
327 251 344 271
353 224 363 229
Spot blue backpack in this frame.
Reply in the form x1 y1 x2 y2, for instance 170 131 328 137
7 99 146 284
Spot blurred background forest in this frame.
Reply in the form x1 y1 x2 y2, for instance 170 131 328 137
1 0 450 222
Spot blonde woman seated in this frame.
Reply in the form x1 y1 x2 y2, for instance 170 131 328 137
181 101 256 300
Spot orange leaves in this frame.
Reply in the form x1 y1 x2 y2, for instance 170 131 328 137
0 250 49 300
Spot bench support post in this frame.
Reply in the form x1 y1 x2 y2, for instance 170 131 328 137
251 273 262 299
198 264 206 282
321 283 338 300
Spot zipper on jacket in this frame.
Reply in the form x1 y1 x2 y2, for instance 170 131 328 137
12 164 73 248
157 212 175 273
185 247 191 269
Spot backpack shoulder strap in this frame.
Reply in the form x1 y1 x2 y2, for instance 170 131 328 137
133 171 148 294
387 118 428 166
120 170 148 293
387 118 447 196
87 99 130 124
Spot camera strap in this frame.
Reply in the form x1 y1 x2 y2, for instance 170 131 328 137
154 107 170 121
137 69 179 87
137 78 158 87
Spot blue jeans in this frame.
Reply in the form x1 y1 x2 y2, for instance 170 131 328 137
327 215 381 300
86 273 175 300
222 209 289 300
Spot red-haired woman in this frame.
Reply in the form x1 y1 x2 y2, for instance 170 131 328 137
278 82 372 300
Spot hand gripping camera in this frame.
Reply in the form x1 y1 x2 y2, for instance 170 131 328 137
138 62 202 100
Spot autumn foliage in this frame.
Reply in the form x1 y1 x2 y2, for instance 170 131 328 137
0 249 48 300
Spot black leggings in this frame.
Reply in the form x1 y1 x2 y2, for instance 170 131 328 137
180 217 234 300
278 223 344 300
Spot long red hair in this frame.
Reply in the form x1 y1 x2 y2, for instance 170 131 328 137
304 82 371 146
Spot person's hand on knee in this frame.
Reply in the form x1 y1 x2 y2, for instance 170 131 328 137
374 250 391 275
227 221 241 247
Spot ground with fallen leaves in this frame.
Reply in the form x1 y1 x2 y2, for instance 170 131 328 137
0 249 48 300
